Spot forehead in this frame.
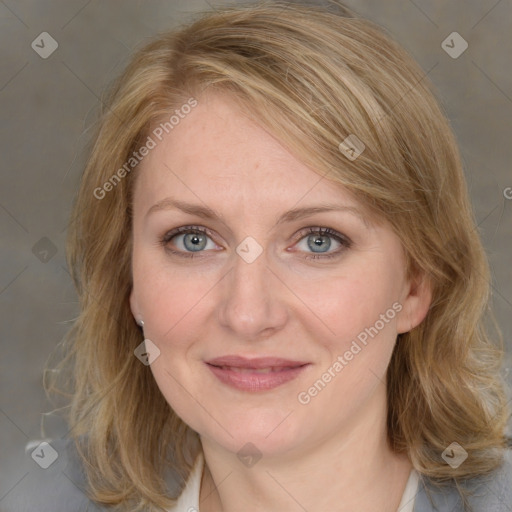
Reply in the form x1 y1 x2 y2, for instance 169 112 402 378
133 92 367 219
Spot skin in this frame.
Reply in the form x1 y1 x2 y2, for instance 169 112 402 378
130 91 432 512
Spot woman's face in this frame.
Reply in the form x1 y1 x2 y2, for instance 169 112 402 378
130 92 430 458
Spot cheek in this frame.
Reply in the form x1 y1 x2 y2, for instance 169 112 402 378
134 261 210 424
133 253 217 344
294 273 402 412
290 264 402 350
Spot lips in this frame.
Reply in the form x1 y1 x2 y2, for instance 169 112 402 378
213 366 295 373
206 355 308 368
205 355 310 391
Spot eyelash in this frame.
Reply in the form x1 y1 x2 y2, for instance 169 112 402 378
159 225 352 261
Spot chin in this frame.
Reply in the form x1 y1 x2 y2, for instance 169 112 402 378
197 406 308 460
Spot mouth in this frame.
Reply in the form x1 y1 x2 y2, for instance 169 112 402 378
205 356 310 392
210 365 303 373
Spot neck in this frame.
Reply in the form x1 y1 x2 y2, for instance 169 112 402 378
198 383 412 512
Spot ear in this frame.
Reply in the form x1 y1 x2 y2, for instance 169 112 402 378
129 287 140 323
396 269 432 334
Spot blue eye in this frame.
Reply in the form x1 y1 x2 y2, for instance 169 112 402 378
160 226 351 260
296 227 351 260
160 226 217 257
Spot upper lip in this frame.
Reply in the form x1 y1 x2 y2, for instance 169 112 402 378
205 355 309 369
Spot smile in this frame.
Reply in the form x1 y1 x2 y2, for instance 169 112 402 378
205 356 310 391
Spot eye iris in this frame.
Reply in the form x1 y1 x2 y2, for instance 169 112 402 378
307 234 331 253
184 233 207 252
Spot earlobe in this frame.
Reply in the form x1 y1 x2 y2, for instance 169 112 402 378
396 271 432 334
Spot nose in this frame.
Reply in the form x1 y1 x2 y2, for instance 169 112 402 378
217 246 289 340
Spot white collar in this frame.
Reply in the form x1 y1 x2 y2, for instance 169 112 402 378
397 468 420 512
168 452 204 512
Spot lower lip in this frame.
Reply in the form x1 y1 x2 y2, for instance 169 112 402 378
206 363 310 392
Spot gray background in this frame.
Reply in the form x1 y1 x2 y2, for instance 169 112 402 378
1 0 511 501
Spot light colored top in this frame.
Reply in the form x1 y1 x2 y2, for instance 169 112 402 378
168 452 419 512
397 467 420 512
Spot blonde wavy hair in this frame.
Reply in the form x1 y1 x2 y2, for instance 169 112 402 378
48 0 510 510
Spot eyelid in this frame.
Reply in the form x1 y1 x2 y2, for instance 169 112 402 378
161 225 218 244
293 226 351 245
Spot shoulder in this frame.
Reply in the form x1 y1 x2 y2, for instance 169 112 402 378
2 437 187 512
414 448 512 512
1 438 106 512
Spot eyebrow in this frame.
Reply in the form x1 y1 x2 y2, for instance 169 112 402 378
145 198 371 228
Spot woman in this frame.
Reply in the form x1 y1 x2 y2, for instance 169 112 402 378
8 1 511 511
